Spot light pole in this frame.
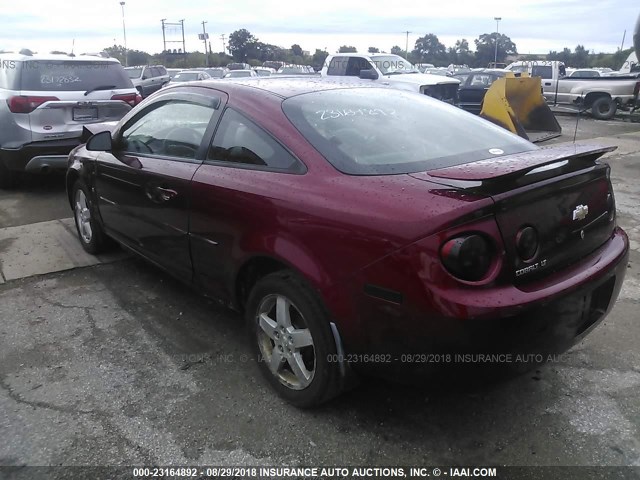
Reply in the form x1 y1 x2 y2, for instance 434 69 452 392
494 17 502 66
119 1 128 66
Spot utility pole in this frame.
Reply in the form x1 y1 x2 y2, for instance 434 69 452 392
161 19 167 53
180 19 186 67
220 34 226 55
620 29 626 51
403 31 411 59
201 21 209 66
494 17 502 66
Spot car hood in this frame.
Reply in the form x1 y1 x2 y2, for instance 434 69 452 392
382 72 460 86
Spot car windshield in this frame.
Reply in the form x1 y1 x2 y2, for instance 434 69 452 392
19 61 133 91
282 88 536 175
125 67 143 79
172 72 199 81
371 56 419 75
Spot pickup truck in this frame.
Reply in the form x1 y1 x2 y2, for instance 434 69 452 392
506 61 640 119
321 53 460 104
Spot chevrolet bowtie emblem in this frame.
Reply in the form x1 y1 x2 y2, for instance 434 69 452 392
572 204 589 221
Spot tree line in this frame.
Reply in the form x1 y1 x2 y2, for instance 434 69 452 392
96 29 633 71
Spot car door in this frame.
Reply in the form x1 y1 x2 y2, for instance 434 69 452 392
189 107 306 302
94 88 226 281
148 67 163 94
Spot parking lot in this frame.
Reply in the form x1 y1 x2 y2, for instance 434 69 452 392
1 115 640 469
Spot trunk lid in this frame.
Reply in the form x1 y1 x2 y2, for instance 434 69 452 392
411 144 618 283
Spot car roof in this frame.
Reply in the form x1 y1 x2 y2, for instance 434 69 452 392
0 52 120 62
190 76 383 99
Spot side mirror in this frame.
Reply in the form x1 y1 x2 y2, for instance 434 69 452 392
359 68 379 80
86 131 113 152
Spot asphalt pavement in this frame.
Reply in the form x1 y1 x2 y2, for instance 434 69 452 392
0 116 639 472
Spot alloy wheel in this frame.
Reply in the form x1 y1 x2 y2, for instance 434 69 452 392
256 294 316 390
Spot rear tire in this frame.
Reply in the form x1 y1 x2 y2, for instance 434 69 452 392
72 180 110 254
246 270 342 408
591 96 617 120
0 158 17 189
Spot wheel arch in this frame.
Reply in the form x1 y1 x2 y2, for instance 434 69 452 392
234 253 331 313
583 91 612 107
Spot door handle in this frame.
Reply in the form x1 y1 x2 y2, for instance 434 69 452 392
156 187 178 201
544 82 552 86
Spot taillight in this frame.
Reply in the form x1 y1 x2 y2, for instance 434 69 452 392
111 93 141 107
634 81 640 97
440 234 494 282
7 95 59 113
515 226 539 261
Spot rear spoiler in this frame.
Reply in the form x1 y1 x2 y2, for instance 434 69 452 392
426 144 616 182
80 121 119 143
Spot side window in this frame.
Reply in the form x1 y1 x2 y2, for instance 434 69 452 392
157 66 167 76
120 100 215 160
346 57 372 76
531 65 552 79
207 109 303 172
150 67 162 78
327 57 347 76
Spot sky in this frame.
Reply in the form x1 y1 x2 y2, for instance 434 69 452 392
1 0 638 57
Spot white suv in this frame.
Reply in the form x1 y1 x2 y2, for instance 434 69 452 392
0 52 140 188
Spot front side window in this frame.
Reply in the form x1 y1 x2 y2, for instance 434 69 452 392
282 88 536 175
120 100 215 159
345 57 373 76
369 55 419 75
207 109 303 172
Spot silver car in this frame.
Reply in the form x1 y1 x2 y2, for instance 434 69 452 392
124 65 170 97
0 52 139 188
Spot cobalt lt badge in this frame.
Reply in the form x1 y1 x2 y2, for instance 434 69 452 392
572 204 589 221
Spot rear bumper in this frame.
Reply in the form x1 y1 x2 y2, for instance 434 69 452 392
0 138 80 172
342 227 629 373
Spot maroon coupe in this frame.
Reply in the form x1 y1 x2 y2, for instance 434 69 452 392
67 78 629 407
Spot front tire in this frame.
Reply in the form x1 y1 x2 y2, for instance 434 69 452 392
246 271 342 408
72 180 110 254
591 96 617 120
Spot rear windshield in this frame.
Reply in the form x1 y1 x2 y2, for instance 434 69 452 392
282 88 536 175
172 72 200 81
19 61 133 91
207 69 225 78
